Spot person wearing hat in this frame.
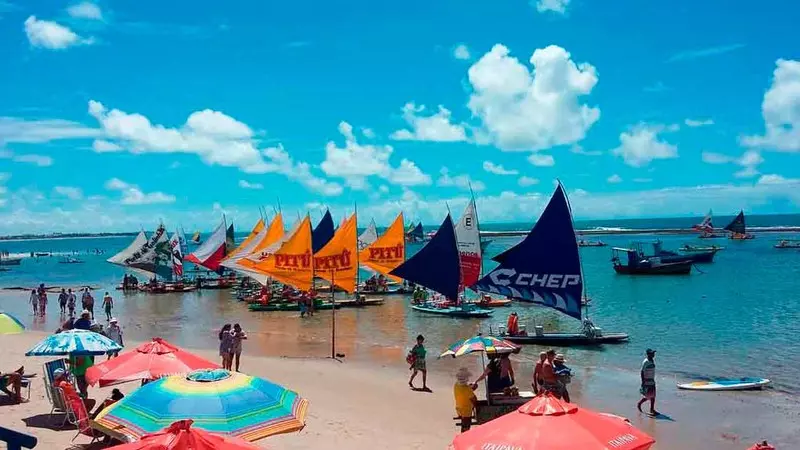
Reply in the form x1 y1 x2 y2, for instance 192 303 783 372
553 354 573 402
637 349 658 415
453 368 477 432
53 368 96 413
106 318 123 360
74 310 93 330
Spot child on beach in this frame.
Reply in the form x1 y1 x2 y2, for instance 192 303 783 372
67 289 76 317
637 348 658 415
219 324 233 370
102 292 114 321
453 367 477 432
231 324 247 372
407 334 429 391
29 289 38 316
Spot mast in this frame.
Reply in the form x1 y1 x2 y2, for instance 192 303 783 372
469 185 483 278
355 203 360 298
560 180 589 319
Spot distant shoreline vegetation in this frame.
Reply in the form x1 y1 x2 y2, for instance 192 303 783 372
0 232 139 242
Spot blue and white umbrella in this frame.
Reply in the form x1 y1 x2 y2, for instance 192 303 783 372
26 329 123 356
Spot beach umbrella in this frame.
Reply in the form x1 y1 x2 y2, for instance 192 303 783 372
86 337 220 387
25 329 123 356
439 335 520 358
95 368 308 442
0 311 25 334
106 419 260 450
451 392 655 450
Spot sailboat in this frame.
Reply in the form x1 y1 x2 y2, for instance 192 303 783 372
474 183 628 345
695 209 725 239
108 224 187 293
358 213 409 295
391 214 493 318
406 222 424 243
725 210 755 240
191 231 201 245
169 231 184 279
185 217 229 275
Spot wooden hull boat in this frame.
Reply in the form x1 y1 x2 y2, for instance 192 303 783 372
334 297 385 308
0 257 22 266
613 261 692 275
497 332 629 346
248 301 339 312
475 298 512 308
138 284 197 294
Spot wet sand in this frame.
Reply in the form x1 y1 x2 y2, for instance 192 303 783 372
1 290 798 449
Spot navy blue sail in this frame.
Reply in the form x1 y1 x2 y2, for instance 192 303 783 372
312 209 335 253
407 222 424 242
472 183 583 320
723 210 746 234
390 214 460 300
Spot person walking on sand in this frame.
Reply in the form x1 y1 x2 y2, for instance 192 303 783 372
106 318 123 359
58 288 68 315
67 288 76 317
218 324 233 370
637 348 658 415
407 334 429 391
82 288 94 319
532 351 547 394
37 283 47 316
29 289 38 316
230 323 247 372
102 292 114 321
553 354 573 402
454 367 477 432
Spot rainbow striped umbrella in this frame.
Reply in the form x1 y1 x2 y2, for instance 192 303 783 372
95 369 308 442
0 311 25 335
440 335 520 358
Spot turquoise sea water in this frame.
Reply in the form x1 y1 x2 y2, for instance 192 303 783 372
2 215 800 397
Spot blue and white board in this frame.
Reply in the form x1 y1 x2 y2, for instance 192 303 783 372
677 377 770 391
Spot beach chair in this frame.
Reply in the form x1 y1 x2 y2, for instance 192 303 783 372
59 388 99 444
42 359 72 426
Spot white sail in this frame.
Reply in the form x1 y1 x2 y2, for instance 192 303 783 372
358 219 378 251
454 198 482 287
186 218 228 271
169 232 183 277
125 225 172 279
107 231 148 265
220 219 273 272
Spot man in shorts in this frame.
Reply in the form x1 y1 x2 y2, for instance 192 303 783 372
637 348 658 415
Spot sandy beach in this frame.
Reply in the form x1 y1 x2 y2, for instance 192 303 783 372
1 330 798 450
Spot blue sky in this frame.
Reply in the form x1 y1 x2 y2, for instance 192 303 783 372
1 0 799 233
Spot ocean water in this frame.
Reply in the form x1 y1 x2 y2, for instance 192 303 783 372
2 219 800 397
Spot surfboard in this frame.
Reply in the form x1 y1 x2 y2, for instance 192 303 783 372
677 378 770 391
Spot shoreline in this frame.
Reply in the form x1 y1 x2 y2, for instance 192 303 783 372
3 330 798 449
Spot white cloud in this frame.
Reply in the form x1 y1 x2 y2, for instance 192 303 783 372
104 178 176 205
87 100 340 195
607 174 622 183
67 2 103 20
518 176 539 187
702 150 764 178
322 121 431 189
701 151 732 164
0 117 100 143
24 16 93 50
390 103 467 142
527 153 555 167
482 161 518 176
13 153 53 167
467 44 599 151
611 124 678 167
570 144 602 156
362 128 376 139
742 59 800 152
535 0 570 14
685 118 714 127
437 167 485 192
453 44 471 60
757 174 797 185
238 180 263 190
53 186 83 200
92 139 122 152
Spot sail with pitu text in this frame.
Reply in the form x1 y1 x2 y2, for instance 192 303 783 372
314 213 358 293
472 183 583 320
360 213 405 282
390 214 460 300
247 215 315 290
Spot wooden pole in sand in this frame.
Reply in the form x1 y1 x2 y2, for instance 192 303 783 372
330 268 336 360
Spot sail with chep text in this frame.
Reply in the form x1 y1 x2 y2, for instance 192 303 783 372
391 214 461 300
472 183 583 320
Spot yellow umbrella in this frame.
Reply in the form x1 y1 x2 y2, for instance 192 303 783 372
0 311 25 334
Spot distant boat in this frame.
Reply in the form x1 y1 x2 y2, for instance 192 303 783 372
58 256 84 264
775 239 800 249
680 244 724 253
651 240 717 264
0 254 22 266
693 209 714 232
724 210 755 240
612 246 692 275
577 239 607 247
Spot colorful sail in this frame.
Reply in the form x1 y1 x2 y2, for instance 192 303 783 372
724 210 746 235
185 218 227 272
474 183 583 320
169 232 184 277
358 219 378 251
312 210 335 253
248 216 314 291
360 213 405 282
124 224 173 280
693 210 714 232
314 213 358 293
390 214 460 300
455 198 482 288
406 222 424 242
245 213 286 261
225 218 264 260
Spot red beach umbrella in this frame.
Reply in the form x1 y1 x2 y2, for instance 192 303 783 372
106 419 261 450
451 392 655 450
86 337 220 387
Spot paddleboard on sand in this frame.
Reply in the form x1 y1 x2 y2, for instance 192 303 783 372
677 378 770 391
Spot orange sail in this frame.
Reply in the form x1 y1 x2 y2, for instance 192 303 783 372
245 216 314 291
223 218 265 261
314 213 358 293
247 213 286 260
360 213 405 282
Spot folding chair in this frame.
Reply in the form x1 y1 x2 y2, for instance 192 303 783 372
61 390 99 444
42 360 73 426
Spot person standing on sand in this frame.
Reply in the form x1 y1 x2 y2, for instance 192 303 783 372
637 348 658 415
454 367 477 432
407 334 429 391
29 289 38 316
37 283 47 316
540 349 561 397
106 318 123 359
82 288 95 319
58 288 68 315
230 324 247 372
67 289 76 317
102 292 114 321
532 351 547 394
218 324 233 370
